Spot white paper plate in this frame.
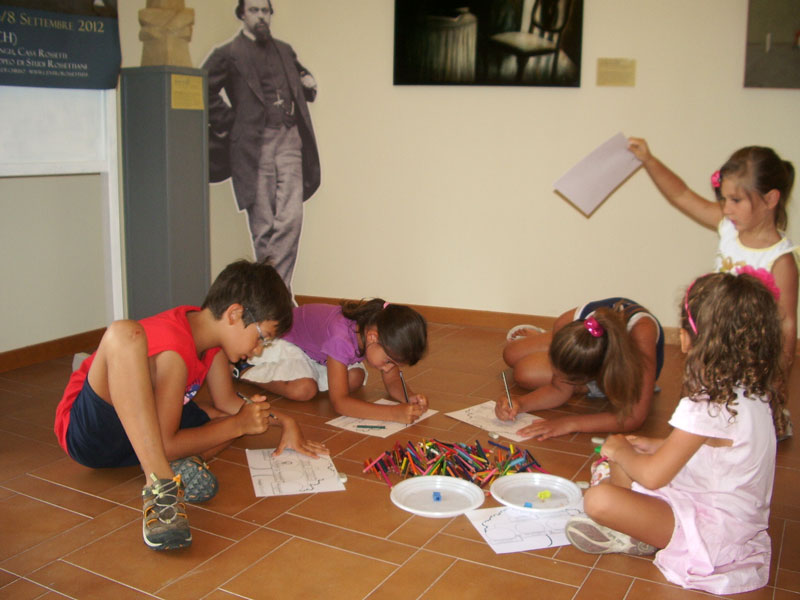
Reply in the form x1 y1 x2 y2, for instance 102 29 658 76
390 476 485 518
490 473 582 513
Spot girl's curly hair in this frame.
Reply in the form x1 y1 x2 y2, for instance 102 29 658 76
681 272 786 436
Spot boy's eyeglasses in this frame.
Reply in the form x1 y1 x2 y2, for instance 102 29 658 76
244 308 273 348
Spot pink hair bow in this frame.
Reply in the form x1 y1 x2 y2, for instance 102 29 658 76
584 316 605 338
735 265 781 301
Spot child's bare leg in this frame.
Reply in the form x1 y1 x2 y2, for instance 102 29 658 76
510 351 553 389
253 378 318 402
503 331 552 367
348 368 365 392
86 320 172 480
583 482 674 548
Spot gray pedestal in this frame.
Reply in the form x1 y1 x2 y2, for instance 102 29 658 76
121 66 210 320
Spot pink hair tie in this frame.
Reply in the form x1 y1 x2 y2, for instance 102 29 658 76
383 301 390 309
684 285 698 335
711 170 721 189
734 265 781 301
584 316 604 338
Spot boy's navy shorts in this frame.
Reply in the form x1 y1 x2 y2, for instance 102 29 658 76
66 378 210 468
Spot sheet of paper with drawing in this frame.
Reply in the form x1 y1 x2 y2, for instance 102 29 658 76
325 398 438 438
553 132 641 216
465 505 584 554
245 448 345 497
445 400 542 442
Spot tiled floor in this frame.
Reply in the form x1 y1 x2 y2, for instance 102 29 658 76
0 321 798 599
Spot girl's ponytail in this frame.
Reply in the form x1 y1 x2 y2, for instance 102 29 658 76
550 304 643 419
595 306 643 418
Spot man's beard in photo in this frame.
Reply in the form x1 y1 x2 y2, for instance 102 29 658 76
254 22 272 44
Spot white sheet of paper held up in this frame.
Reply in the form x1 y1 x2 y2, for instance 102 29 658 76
553 132 641 216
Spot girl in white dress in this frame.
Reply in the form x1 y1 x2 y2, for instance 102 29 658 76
565 270 785 595
629 138 796 437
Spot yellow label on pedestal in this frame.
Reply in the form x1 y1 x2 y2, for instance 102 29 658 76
596 58 636 87
171 74 204 110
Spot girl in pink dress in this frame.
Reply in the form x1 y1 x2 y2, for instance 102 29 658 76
565 270 785 595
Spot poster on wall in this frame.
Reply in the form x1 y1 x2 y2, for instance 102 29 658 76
0 1 120 89
394 0 583 86
743 0 800 89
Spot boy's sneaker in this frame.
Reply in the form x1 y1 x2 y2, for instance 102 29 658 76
142 474 191 551
231 359 253 379
170 456 219 503
565 515 656 556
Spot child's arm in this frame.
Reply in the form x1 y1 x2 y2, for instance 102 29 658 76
496 377 575 421
205 351 254 416
151 352 273 460
772 253 799 374
326 359 424 423
381 368 428 411
513 318 659 440
601 428 707 490
269 409 329 458
628 137 722 230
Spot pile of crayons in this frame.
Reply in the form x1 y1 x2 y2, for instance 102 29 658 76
361 438 548 489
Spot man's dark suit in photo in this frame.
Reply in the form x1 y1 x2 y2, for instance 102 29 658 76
203 0 320 293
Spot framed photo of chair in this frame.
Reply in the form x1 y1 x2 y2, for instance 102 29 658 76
743 0 800 89
394 0 584 87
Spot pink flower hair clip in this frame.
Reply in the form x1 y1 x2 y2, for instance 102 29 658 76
710 170 721 189
584 316 605 338
735 265 781 301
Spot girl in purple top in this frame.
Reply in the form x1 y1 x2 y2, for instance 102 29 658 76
242 299 429 423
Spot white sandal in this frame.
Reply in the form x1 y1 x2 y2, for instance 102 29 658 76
506 324 545 342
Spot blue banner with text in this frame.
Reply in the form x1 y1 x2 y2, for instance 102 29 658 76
0 2 120 89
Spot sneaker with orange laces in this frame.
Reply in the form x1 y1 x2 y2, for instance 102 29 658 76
141 474 191 551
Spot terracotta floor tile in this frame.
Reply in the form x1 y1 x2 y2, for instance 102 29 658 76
30 457 141 498
0 415 58 446
185 504 259 541
268 513 416 564
387 514 451 547
421 558 577 599
777 568 800 593
366 549 455 600
425 531 589 585
573 569 633 599
409 367 492 396
65 521 236 594
0 433 65 484
156 528 290 600
625 579 714 599
0 505 138 577
28 560 154 599
1 576 61 599
0 493 86 561
2 474 117 518
290 477 413 538
781 521 800 572
222 537 395 600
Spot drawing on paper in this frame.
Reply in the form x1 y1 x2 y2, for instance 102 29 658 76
245 448 345 497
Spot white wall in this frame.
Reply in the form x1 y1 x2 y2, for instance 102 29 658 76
2 0 799 353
